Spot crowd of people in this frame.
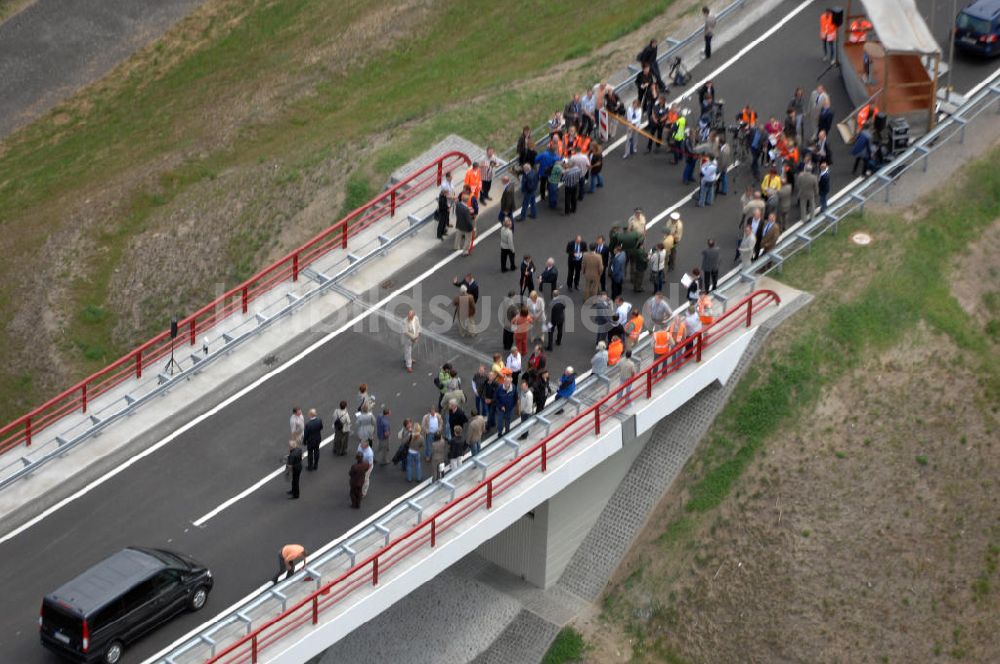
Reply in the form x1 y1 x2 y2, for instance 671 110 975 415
283 7 852 513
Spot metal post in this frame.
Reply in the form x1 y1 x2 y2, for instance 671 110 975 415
390 190 396 217
696 332 704 362
241 286 249 314
746 300 753 327
594 408 600 435
292 254 299 282
541 443 547 472
646 371 652 398
251 634 258 664
82 383 88 414
437 161 443 186
945 0 956 102
486 480 493 509
189 319 196 346
341 223 348 249
431 519 436 547
312 596 318 624
372 557 379 585
136 350 142 379
25 417 31 447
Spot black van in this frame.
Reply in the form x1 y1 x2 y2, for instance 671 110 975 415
40 547 213 664
955 0 1000 56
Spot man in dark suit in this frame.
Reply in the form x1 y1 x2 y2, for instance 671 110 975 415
348 453 368 509
286 441 303 499
701 239 720 292
303 408 324 470
452 273 480 303
818 161 831 212
547 290 567 351
594 235 610 293
565 235 585 291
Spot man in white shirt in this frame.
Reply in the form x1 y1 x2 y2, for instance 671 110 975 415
615 296 632 327
624 99 642 159
697 157 718 207
358 439 375 497
289 407 304 446
402 310 420 373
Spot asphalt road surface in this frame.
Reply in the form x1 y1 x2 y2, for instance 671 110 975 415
0 1 992 663
0 0 205 138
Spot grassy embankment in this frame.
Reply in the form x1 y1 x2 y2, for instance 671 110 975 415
544 146 1000 662
0 0 685 422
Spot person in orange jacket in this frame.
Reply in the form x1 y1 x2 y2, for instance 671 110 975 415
820 10 838 63
464 162 482 202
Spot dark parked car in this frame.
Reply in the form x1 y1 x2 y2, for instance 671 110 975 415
955 0 1000 56
40 547 213 664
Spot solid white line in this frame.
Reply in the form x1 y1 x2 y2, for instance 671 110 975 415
675 0 817 108
0 0 818 547
192 434 334 527
0 245 471 545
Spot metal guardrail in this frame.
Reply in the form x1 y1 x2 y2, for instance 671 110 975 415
0 152 471 491
153 289 780 664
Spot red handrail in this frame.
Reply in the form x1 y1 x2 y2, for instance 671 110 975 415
0 151 472 456
203 289 780 664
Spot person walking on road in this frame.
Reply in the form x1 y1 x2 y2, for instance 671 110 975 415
354 403 376 448
332 400 351 456
538 258 558 299
454 191 475 255
701 239 720 292
697 157 718 207
403 310 420 373
703 6 716 59
358 439 375 497
436 171 455 240
303 408 323 471
796 163 820 223
565 235 584 291
274 544 306 583
582 243 603 299
285 440 303 500
289 407 304 448
499 175 516 219
520 163 538 220
349 453 368 509
500 218 516 272
519 254 536 297
422 405 443 461
375 407 392 466
453 285 477 336
609 245 627 300
738 221 757 271
548 290 566 350
403 424 424 482
818 160 831 212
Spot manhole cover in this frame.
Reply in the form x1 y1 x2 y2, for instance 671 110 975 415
851 232 872 246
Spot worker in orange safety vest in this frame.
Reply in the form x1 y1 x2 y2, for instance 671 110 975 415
848 17 872 43
607 335 624 367
697 292 717 326
624 310 644 352
856 103 879 129
738 104 757 127
464 162 482 202
652 328 671 376
820 10 838 63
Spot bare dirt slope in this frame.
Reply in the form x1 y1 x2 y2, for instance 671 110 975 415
579 214 1000 662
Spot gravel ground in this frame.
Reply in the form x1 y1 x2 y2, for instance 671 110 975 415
0 0 205 138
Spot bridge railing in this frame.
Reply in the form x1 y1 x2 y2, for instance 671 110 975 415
195 289 780 664
0 151 471 457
